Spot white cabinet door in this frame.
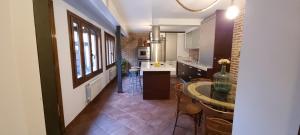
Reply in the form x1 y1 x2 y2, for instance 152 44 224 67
165 33 177 61
177 33 189 57
185 31 193 48
192 28 201 48
186 28 200 49
198 15 216 67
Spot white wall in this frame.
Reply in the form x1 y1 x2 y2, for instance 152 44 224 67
0 0 46 135
53 0 116 126
166 33 177 61
176 33 189 58
233 0 300 135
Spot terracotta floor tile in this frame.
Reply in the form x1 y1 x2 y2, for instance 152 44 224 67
110 126 134 135
65 77 198 135
89 126 110 135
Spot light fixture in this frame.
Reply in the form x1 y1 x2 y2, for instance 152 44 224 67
226 0 240 20
176 0 221 13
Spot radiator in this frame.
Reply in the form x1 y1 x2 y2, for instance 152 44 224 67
85 77 102 103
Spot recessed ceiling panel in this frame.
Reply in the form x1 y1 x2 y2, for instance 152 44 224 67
113 0 245 32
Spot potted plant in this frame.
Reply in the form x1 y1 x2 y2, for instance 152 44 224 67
121 59 129 75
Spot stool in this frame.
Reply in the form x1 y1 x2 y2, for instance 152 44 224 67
129 68 141 95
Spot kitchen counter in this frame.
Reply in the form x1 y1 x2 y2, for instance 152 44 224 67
140 61 176 76
140 61 176 100
177 58 210 71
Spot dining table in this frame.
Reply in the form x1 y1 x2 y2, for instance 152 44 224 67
184 81 237 110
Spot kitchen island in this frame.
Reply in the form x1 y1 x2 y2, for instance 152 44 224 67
140 61 176 100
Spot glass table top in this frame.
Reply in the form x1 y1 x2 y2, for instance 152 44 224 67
185 81 237 110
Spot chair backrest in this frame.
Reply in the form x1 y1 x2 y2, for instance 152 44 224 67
200 102 234 121
175 82 184 100
206 118 232 135
200 102 234 135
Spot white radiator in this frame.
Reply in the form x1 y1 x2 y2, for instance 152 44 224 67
85 77 102 103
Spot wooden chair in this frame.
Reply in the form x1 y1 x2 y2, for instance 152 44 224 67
173 82 202 135
206 118 232 135
199 102 234 135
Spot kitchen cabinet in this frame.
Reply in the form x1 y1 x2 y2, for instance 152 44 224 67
143 71 170 100
178 10 234 80
177 61 208 82
165 33 177 61
198 10 234 74
185 31 193 48
192 28 201 48
185 28 201 49
176 33 189 57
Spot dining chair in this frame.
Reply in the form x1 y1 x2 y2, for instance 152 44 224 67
173 82 202 135
199 101 234 135
206 117 232 135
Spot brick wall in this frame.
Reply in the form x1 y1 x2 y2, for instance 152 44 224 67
230 9 245 84
121 33 149 67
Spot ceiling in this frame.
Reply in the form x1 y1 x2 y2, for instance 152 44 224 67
112 0 245 32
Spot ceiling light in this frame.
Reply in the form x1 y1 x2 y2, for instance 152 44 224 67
176 0 221 13
226 0 240 20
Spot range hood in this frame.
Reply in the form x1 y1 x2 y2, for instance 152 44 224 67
150 25 165 63
152 25 161 43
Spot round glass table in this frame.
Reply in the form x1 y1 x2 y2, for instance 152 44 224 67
185 81 236 110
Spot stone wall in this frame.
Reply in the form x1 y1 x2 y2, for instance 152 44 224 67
121 33 149 67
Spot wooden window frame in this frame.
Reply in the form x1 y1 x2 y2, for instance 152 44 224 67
104 32 116 69
67 11 103 88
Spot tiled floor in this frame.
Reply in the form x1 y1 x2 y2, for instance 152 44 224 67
65 77 200 135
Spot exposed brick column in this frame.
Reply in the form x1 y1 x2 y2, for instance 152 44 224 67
230 8 245 84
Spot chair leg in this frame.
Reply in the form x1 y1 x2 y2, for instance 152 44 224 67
140 76 143 93
139 76 142 93
198 111 202 127
201 114 206 135
172 111 180 135
130 73 134 95
194 115 198 135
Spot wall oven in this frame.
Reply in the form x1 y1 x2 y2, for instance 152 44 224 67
137 46 150 60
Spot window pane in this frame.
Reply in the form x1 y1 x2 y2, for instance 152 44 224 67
112 40 115 63
82 27 91 75
72 22 82 78
91 32 98 72
109 41 112 64
111 41 114 64
106 40 109 65
98 35 102 69
105 33 115 67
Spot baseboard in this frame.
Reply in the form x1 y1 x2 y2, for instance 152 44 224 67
65 77 117 130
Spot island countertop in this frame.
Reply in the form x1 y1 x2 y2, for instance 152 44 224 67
140 61 176 75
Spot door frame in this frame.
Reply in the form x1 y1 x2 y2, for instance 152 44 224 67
32 0 65 134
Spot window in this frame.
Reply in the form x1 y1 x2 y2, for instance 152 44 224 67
67 11 103 88
104 32 116 69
